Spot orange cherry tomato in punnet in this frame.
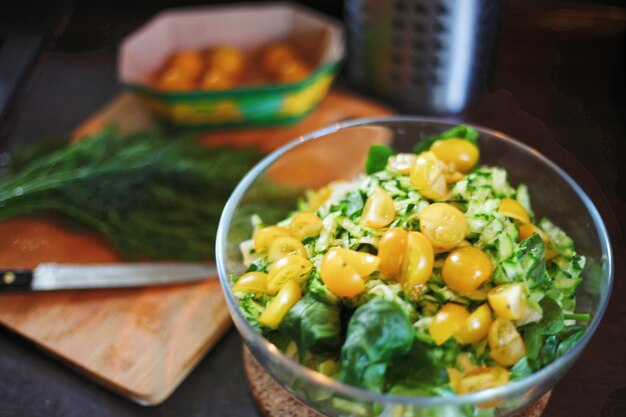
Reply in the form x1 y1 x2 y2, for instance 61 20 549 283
442 246 493 294
488 318 526 366
360 186 396 229
429 303 470 345
320 248 366 298
419 203 467 250
410 151 448 200
378 227 409 276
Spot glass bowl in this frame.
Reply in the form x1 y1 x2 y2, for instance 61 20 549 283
216 117 613 417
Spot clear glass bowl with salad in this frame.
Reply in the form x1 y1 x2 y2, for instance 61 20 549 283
216 118 613 417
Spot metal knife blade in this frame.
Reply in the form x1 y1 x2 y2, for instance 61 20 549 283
0 263 217 292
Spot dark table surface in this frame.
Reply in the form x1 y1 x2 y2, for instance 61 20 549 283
1 1 625 417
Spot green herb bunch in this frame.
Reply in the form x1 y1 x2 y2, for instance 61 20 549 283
0 127 262 260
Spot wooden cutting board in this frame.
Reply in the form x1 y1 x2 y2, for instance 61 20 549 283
0 90 392 405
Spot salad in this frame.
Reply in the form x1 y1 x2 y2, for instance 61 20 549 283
231 125 589 397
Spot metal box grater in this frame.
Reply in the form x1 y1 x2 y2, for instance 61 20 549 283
345 0 504 114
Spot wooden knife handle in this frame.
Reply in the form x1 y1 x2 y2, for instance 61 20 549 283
0 269 33 292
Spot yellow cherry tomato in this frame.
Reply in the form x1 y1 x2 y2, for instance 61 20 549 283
209 46 245 77
253 226 291 254
442 246 493 294
306 185 332 211
155 67 195 91
488 318 526 366
378 227 408 276
429 303 470 345
454 304 493 344
518 223 557 260
456 366 510 394
430 139 480 173
399 231 434 288
267 236 308 262
387 153 417 175
275 58 310 83
498 198 530 224
167 50 204 79
320 248 365 298
199 67 235 90
335 248 380 277
267 254 312 294
258 280 301 328
419 203 467 250
233 272 268 295
410 151 448 200
289 212 323 240
487 283 527 320
359 186 396 229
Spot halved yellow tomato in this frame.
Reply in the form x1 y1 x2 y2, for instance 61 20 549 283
456 366 510 394
429 303 470 345
360 186 396 228
419 203 467 250
267 236 307 262
378 227 408 276
498 198 530 224
487 283 527 320
410 151 448 200
488 318 526 366
518 223 557 260
267 254 312 294
335 248 380 277
253 226 292 254
258 280 302 328
430 138 480 173
399 231 434 288
289 212 323 240
232 272 268 295
320 249 365 298
454 304 493 344
387 153 417 175
442 246 493 294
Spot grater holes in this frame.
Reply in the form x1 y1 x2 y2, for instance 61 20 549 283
413 23 426 34
435 3 448 15
413 3 427 15
394 1 407 12
429 55 441 68
412 39 426 51
433 21 445 34
432 38 444 51
392 18 406 30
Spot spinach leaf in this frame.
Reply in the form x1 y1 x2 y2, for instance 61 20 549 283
339 298 414 392
510 357 534 380
522 296 564 362
556 325 586 358
365 145 394 174
279 293 342 363
385 341 448 394
413 125 479 154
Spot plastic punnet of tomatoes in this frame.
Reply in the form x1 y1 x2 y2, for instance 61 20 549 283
118 4 344 129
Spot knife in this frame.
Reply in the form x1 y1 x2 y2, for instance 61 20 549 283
0 263 217 292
